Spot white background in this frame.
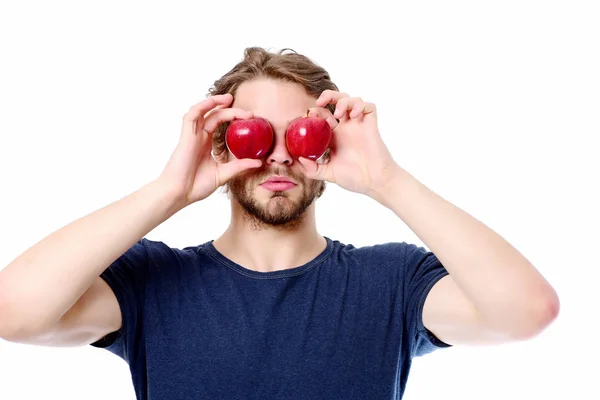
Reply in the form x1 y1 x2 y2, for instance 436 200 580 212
0 0 598 399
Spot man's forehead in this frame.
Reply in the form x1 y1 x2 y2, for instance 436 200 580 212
232 84 316 129
232 79 316 126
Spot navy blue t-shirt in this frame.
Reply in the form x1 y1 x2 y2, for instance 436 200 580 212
91 236 451 399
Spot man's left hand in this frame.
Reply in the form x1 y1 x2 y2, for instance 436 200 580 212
297 90 401 198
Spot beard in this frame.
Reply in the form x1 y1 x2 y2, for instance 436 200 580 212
228 166 324 231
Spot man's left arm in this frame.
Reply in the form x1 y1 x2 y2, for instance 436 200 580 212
370 166 560 345
299 89 560 346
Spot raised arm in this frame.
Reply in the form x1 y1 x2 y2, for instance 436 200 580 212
0 94 261 346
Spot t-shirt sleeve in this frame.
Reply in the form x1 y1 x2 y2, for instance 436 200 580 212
89 239 150 361
402 242 452 357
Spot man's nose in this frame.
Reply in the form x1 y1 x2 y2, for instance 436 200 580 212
266 134 293 166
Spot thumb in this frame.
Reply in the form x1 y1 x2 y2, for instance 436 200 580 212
297 157 330 181
217 158 262 184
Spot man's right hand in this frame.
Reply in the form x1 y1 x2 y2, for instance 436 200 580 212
158 93 262 208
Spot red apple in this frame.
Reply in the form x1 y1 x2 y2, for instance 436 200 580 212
225 117 274 159
286 116 331 160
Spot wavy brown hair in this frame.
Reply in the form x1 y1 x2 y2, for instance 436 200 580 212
207 47 339 196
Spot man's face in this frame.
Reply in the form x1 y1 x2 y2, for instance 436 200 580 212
227 78 324 228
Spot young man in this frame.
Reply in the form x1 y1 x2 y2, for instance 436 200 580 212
0 47 559 399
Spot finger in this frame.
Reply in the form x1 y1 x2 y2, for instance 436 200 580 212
362 102 376 115
307 107 338 130
185 94 234 122
202 108 254 133
315 90 348 107
333 97 351 121
217 158 262 185
181 94 234 134
202 103 230 120
349 102 376 122
349 101 366 119
297 156 332 182
337 97 368 120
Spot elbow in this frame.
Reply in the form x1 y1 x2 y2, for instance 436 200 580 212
510 288 560 340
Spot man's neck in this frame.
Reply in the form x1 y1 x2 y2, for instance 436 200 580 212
212 204 326 273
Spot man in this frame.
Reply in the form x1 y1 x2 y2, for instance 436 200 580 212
0 47 559 399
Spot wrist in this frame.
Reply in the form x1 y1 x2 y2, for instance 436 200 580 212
368 166 415 209
146 178 188 219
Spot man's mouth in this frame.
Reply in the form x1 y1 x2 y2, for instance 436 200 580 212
262 175 294 184
260 175 297 191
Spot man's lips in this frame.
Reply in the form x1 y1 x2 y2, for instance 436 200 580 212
262 175 295 185
260 175 297 191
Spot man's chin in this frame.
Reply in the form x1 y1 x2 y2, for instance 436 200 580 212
259 196 300 217
234 193 305 228
243 204 306 230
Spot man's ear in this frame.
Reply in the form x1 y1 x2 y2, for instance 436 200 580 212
211 148 229 164
211 149 219 163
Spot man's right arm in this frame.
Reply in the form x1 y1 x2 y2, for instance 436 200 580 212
0 179 182 346
0 95 262 347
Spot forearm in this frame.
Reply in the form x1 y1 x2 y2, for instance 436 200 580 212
373 167 559 335
0 179 181 335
